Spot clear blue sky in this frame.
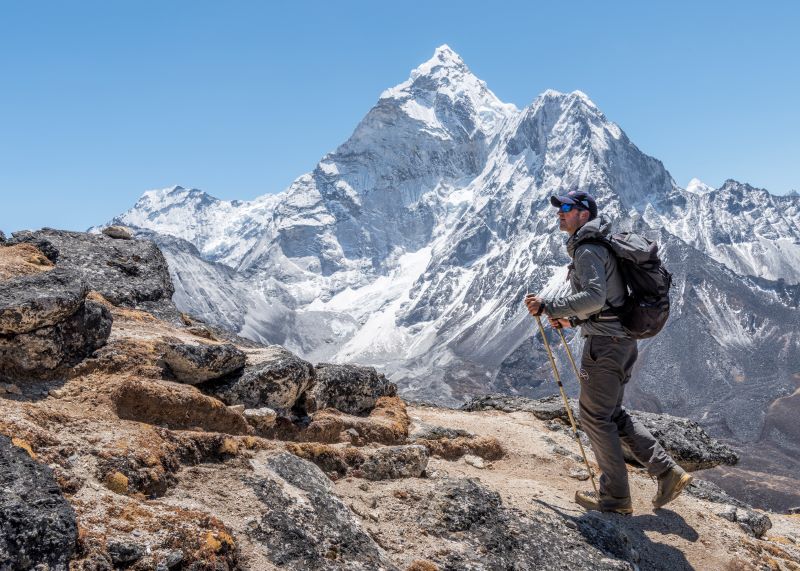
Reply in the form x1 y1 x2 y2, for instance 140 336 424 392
1 1 798 233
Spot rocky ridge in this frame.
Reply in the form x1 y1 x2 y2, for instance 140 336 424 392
0 233 798 569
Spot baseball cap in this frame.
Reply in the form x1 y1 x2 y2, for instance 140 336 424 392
550 190 598 220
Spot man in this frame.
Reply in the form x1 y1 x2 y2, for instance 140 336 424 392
524 190 692 514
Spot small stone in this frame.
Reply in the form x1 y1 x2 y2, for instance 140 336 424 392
102 225 134 240
464 454 486 469
569 467 590 481
0 383 22 395
243 407 278 432
358 482 370 492
107 541 145 566
565 520 578 530
229 404 246 413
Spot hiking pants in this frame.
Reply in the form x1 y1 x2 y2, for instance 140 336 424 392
579 335 675 498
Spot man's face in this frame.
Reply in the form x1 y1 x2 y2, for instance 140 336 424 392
557 205 589 234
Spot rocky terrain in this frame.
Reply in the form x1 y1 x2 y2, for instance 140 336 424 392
2 231 799 569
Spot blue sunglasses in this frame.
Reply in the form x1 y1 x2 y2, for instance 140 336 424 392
559 203 587 213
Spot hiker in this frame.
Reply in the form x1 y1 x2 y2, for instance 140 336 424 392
524 190 692 514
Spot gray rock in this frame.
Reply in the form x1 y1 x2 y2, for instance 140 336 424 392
420 478 632 570
0 230 5 243
102 225 134 240
570 467 591 481
162 342 246 384
207 345 315 414
0 268 88 335
463 394 738 471
714 505 772 538
688 479 772 538
685 478 748 508
308 363 396 415
462 393 575 420
361 445 429 480
10 229 175 318
0 435 78 569
107 540 145 566
0 299 112 380
789 506 800 515
244 407 278 432
409 421 474 441
624 410 739 471
248 452 398 570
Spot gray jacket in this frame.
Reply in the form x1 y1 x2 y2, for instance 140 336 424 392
544 216 629 337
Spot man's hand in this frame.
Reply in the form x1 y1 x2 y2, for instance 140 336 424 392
548 317 571 329
524 294 545 317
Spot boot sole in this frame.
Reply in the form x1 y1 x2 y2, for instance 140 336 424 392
653 472 694 508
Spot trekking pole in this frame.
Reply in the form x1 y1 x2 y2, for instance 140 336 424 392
534 316 598 495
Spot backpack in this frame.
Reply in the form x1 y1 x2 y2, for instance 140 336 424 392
576 232 672 339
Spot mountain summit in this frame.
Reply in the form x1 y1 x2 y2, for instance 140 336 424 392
109 48 800 508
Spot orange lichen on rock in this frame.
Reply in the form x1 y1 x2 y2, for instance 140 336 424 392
302 396 410 445
286 442 366 476
416 436 505 462
11 437 36 458
0 243 54 280
112 378 252 435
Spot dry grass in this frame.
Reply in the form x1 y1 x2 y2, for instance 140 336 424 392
417 436 505 461
0 243 53 280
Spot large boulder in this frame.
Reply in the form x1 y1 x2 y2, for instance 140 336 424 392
10 229 175 318
0 268 87 335
0 435 78 569
308 363 397 415
205 346 315 414
248 452 398 570
462 394 738 471
0 299 112 380
113 378 252 435
161 342 246 384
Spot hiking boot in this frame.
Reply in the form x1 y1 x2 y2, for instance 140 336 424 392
575 490 633 514
652 465 693 508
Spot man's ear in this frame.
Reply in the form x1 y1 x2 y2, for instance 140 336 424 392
580 210 591 223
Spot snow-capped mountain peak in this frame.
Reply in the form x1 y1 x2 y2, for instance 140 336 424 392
686 177 715 194
379 45 517 138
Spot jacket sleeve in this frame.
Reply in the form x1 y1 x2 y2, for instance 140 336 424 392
544 245 608 319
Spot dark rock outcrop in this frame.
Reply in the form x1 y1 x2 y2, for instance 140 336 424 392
247 452 398 570
360 445 429 480
419 478 632 570
462 394 738 471
205 346 315 414
0 435 78 569
623 411 739 471
10 228 175 318
687 479 772 538
0 268 88 334
162 342 246 384
0 268 112 380
308 363 397 415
